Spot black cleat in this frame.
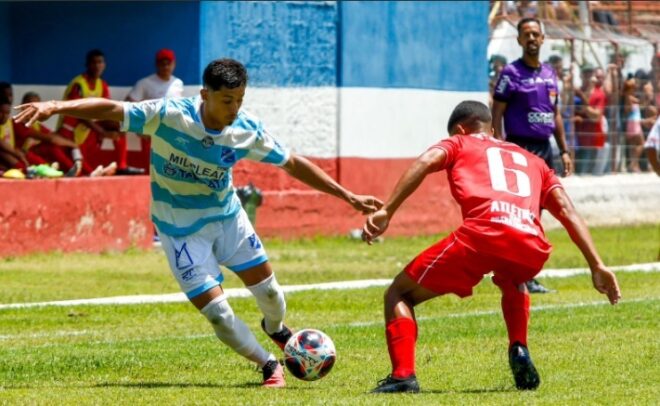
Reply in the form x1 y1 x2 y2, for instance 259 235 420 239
261 319 293 351
509 342 540 390
526 279 554 294
371 374 420 394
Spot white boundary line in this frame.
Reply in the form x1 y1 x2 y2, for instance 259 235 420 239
1 262 658 310
1 297 656 344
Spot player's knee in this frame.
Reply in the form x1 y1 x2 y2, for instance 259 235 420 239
247 274 286 315
201 295 235 332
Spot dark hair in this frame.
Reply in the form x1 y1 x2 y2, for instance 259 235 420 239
517 17 542 35
548 55 562 64
86 49 105 66
0 82 11 92
21 91 40 104
447 101 492 133
0 94 11 106
203 58 248 91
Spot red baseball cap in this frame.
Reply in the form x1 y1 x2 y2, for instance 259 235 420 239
156 49 175 62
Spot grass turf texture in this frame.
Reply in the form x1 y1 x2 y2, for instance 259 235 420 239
0 224 658 404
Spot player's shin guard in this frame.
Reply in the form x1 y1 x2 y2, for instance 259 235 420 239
497 281 530 348
201 295 273 366
247 274 286 335
386 317 418 379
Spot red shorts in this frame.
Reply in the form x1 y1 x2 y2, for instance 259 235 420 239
404 232 540 298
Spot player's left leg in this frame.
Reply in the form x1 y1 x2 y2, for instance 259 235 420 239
492 268 540 390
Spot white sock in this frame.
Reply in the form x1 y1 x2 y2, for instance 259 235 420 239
247 274 286 334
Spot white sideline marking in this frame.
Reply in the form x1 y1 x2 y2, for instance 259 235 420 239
1 262 658 310
2 297 656 345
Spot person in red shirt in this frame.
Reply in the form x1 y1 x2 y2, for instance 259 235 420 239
575 67 608 174
362 101 621 393
14 92 83 176
58 49 143 175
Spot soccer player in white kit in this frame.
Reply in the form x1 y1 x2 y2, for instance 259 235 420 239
14 58 383 388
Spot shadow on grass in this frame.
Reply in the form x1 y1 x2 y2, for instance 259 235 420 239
93 381 261 389
422 386 517 394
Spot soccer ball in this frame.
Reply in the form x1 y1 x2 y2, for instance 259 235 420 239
284 329 336 381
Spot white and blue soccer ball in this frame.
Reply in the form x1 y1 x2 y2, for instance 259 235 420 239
284 329 336 381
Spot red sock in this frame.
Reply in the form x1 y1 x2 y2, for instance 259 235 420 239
386 317 417 379
501 288 530 347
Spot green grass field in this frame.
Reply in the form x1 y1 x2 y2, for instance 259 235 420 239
0 224 658 405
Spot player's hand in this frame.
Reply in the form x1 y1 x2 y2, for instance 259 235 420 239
13 101 58 128
591 265 621 305
362 209 389 245
561 153 573 176
348 194 383 215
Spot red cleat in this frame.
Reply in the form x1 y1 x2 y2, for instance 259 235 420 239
262 360 286 388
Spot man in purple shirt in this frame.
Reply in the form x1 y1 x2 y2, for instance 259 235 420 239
492 17 573 294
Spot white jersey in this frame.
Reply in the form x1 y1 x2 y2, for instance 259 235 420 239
126 74 184 101
121 96 290 237
645 116 660 151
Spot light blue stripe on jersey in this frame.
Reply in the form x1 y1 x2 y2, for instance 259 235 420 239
122 96 290 237
151 182 235 210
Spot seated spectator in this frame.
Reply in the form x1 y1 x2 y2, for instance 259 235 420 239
126 49 184 172
623 79 644 172
58 49 144 176
0 82 12 104
0 95 28 171
14 92 84 177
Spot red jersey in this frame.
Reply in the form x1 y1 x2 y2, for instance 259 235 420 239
430 133 563 269
575 85 607 148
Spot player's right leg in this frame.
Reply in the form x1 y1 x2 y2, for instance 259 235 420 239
158 223 284 388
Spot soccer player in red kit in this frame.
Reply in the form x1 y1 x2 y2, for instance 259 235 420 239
362 101 621 393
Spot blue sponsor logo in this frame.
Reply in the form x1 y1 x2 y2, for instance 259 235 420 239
181 268 196 281
175 242 194 270
248 233 262 249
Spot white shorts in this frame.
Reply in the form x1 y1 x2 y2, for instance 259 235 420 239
158 209 268 299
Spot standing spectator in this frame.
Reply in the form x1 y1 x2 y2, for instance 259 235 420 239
492 17 573 294
622 79 644 173
58 49 144 175
126 49 184 172
488 55 508 108
574 67 608 175
644 115 660 176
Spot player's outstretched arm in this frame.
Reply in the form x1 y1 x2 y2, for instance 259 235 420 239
544 187 621 305
362 148 446 244
281 153 383 214
13 98 124 128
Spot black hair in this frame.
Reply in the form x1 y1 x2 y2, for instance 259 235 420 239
548 55 562 64
0 82 11 92
203 58 248 91
86 49 105 66
21 91 40 104
0 94 11 106
447 101 492 133
517 17 542 35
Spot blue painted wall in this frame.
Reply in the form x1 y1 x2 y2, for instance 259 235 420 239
0 3 10 82
5 1 488 92
9 2 199 86
200 1 337 87
340 1 489 91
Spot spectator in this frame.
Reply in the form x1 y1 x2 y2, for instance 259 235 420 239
58 49 143 175
574 66 608 175
0 82 12 104
126 49 184 172
622 79 644 172
0 95 28 171
15 92 84 176
641 105 658 172
644 115 660 176
492 17 572 294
